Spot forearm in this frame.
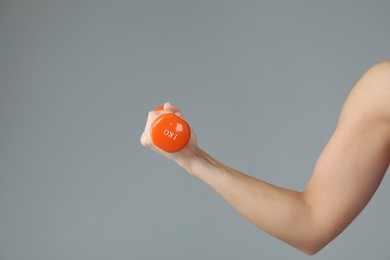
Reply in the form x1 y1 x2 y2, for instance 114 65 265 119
177 146 318 254
142 62 390 255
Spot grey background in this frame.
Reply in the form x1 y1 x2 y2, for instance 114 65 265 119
0 0 389 259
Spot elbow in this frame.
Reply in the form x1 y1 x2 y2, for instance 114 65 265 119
295 235 333 255
300 245 324 256
296 241 328 256
285 226 334 255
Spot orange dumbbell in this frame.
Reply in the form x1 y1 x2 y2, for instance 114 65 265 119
148 105 191 153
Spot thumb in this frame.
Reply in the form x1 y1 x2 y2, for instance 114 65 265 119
163 102 182 116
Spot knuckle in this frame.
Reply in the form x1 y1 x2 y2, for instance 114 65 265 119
140 134 148 146
148 110 158 118
140 134 153 148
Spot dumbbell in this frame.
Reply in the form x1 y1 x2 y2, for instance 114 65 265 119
147 105 191 153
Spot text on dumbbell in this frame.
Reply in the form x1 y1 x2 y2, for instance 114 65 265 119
163 129 178 141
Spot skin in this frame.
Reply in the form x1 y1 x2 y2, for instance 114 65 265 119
140 61 390 255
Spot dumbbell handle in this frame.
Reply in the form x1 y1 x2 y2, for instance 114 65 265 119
149 105 191 153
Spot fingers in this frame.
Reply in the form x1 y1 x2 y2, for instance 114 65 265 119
163 102 182 116
142 102 183 148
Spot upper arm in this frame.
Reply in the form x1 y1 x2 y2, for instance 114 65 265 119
303 61 390 250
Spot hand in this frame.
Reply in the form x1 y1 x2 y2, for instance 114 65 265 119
140 102 198 163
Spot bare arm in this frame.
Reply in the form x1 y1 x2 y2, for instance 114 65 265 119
140 61 390 255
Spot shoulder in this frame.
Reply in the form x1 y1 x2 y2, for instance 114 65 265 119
367 60 390 79
361 60 390 103
364 61 390 97
340 61 390 124
337 61 390 151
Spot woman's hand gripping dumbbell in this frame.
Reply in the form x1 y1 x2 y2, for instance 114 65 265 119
138 63 390 255
140 102 198 162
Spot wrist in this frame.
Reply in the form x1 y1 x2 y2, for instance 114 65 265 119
176 146 208 174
